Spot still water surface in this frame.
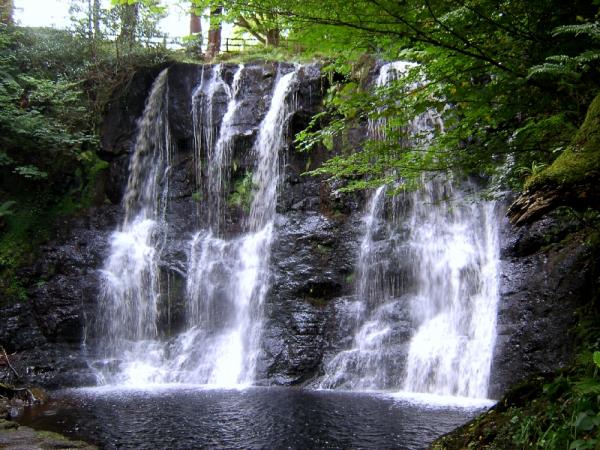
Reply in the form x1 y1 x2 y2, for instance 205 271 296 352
18 386 490 449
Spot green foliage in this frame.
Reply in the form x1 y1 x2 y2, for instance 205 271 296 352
0 200 15 218
228 170 254 212
231 0 598 193
191 191 203 202
531 372 598 448
0 198 51 304
526 93 600 190
192 0 286 47
594 352 600 369
0 27 97 195
529 20 600 82
111 0 166 15
0 22 176 303
214 45 311 64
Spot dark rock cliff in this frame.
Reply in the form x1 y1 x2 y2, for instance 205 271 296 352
489 208 597 398
0 62 595 397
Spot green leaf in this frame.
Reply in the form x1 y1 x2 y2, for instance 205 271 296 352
593 351 600 368
0 151 14 166
13 165 48 180
574 411 600 431
0 201 17 218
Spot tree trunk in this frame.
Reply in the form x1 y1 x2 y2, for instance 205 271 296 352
190 9 203 56
0 0 14 25
266 28 280 47
206 5 223 59
92 0 101 39
118 3 139 50
86 0 93 39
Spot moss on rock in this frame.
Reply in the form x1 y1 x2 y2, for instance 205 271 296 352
526 93 600 190
0 419 97 449
509 93 600 225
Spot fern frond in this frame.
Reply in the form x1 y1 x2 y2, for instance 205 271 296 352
574 50 600 64
545 54 574 64
527 63 578 79
552 22 600 40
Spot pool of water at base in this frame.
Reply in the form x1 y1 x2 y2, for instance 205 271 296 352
15 386 492 449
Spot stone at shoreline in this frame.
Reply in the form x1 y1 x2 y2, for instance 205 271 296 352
0 384 96 450
0 419 97 449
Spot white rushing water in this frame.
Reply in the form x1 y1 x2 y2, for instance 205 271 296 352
402 182 499 398
191 64 245 229
96 69 172 382
180 67 299 386
319 62 500 400
95 65 301 387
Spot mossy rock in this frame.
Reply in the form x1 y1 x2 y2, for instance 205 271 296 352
509 93 600 225
526 93 600 190
0 420 97 449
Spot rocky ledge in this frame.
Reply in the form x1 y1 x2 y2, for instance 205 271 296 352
0 419 96 450
0 384 96 449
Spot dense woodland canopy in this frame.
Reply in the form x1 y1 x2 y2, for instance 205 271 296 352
2 0 599 202
0 0 599 447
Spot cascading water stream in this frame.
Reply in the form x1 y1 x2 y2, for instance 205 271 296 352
402 183 499 398
95 69 172 383
318 185 404 390
318 62 500 400
209 64 245 230
93 64 301 387
180 67 300 386
192 64 243 230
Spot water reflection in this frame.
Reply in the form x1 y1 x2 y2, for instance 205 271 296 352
17 387 487 449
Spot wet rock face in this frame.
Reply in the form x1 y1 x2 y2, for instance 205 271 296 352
101 67 164 204
261 203 362 385
0 205 119 387
489 211 596 398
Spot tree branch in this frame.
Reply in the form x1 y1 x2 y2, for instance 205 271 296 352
0 345 20 379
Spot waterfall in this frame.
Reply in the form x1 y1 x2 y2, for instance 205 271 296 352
96 69 172 381
318 62 500 399
402 183 499 398
92 61 499 397
180 67 299 386
93 64 301 387
318 185 406 390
